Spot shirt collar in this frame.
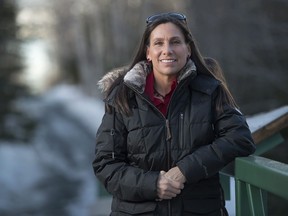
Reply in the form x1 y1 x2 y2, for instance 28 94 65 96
145 71 177 104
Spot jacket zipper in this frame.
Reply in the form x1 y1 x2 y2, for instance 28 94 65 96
124 81 187 216
164 81 186 216
165 119 172 141
124 82 175 159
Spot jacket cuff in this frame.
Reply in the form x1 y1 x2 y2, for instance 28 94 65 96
141 171 159 200
177 158 206 184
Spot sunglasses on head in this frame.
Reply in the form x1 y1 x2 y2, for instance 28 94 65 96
146 12 187 24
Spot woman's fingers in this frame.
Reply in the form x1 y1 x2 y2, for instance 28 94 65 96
157 170 184 199
168 178 184 190
164 166 186 184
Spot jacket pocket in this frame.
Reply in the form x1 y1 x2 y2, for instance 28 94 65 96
115 199 157 215
179 113 184 149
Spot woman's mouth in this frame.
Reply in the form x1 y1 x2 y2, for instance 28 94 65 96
160 59 176 63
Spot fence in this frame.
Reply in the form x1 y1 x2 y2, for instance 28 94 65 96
221 105 288 216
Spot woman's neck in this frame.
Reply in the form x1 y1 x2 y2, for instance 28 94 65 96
153 74 177 96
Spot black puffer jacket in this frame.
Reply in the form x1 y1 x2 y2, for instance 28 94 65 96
93 60 255 216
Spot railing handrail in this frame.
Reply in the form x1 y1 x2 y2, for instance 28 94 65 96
235 155 288 200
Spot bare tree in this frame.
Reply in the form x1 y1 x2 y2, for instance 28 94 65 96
50 0 288 113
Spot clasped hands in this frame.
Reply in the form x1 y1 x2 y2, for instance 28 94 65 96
156 166 186 200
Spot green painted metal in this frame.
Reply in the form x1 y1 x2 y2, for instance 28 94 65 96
246 184 266 216
220 130 288 214
98 180 110 197
235 155 288 216
236 180 251 216
235 156 288 200
236 181 268 216
220 133 285 200
219 174 230 200
220 133 285 201
254 133 284 155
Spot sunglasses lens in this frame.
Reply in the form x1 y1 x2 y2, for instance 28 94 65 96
146 12 186 24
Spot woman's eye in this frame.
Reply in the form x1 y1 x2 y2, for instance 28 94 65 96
171 40 181 44
154 41 163 46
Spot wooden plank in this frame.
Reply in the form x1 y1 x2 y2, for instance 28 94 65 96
246 106 288 144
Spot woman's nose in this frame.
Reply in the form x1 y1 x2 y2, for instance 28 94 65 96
162 43 173 55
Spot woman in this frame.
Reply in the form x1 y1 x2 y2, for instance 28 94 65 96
93 12 255 216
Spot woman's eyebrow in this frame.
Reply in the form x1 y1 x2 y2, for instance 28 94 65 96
152 36 182 41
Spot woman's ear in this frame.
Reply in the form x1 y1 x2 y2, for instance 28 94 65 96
187 45 191 57
146 47 151 61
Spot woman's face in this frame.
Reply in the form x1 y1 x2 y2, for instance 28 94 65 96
146 22 191 79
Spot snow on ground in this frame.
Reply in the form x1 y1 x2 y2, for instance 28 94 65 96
0 84 104 216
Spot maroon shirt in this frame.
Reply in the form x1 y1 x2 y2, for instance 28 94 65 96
144 72 177 116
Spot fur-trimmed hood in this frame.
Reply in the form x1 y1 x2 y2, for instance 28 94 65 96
97 59 197 97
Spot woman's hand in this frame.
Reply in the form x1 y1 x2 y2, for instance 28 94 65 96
164 166 186 184
157 171 184 200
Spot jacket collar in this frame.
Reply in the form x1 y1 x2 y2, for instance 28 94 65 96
98 59 197 96
124 59 197 94
190 73 220 95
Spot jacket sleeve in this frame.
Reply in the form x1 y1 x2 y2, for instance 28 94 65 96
92 110 159 201
177 91 256 184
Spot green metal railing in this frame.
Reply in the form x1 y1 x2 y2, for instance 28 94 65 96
220 106 288 216
234 155 288 216
220 131 288 215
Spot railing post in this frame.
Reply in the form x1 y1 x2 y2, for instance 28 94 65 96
235 180 267 216
235 179 251 216
223 106 288 215
235 156 288 216
246 184 267 216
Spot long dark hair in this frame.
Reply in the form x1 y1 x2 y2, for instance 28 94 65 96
204 57 238 111
106 15 237 115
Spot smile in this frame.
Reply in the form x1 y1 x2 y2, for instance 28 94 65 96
160 59 176 63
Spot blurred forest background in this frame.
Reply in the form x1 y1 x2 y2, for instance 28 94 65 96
0 0 287 215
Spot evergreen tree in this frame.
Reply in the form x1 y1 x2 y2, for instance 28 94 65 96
0 0 34 142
